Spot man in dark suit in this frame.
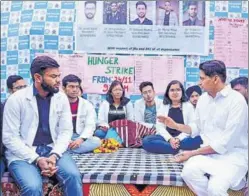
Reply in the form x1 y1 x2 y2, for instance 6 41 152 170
105 1 126 24
183 1 204 26
130 1 153 25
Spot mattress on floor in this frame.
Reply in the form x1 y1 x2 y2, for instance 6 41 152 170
71 148 184 186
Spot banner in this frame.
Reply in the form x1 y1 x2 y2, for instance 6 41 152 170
134 56 185 94
83 54 135 94
214 18 248 68
75 1 209 55
36 53 85 82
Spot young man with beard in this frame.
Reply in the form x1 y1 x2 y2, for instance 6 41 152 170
183 1 204 26
84 1 97 22
130 1 153 25
134 82 162 129
2 56 83 196
62 74 101 154
186 85 202 109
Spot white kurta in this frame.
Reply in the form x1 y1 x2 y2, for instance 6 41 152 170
182 85 248 196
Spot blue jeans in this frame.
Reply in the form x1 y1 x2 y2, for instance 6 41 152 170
1 157 5 178
68 133 101 154
94 128 123 144
8 146 83 196
142 135 203 155
1 157 6 195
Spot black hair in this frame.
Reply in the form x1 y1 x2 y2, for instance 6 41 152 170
106 80 128 106
85 1 96 6
199 60 226 83
188 1 198 8
163 80 188 105
139 81 154 92
136 1 147 9
30 56 60 81
62 74 82 87
230 77 248 89
6 75 24 89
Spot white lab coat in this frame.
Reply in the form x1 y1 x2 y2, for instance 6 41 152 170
2 85 73 165
156 102 195 141
134 97 163 128
75 97 97 139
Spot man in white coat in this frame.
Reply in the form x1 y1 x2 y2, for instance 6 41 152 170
134 81 162 129
2 56 83 196
158 60 248 196
62 74 101 153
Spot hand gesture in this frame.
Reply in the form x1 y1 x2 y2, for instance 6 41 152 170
169 138 180 149
157 116 178 129
174 151 193 163
68 138 84 149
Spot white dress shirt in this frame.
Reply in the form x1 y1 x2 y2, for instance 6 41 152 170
189 85 248 167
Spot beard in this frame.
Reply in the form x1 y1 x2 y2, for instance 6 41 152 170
86 13 95 19
41 80 59 94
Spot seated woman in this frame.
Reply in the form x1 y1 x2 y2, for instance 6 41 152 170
95 80 134 142
142 80 202 154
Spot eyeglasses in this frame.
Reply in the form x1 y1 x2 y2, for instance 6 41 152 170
169 88 182 93
13 85 27 90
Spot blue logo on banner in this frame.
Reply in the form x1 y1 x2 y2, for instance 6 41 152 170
61 2 75 9
1 38 7 51
18 64 31 78
30 22 45 35
242 13 248 19
19 35 30 50
46 9 60 22
11 1 23 12
209 26 214 40
228 1 242 13
21 10 33 23
215 12 228 17
1 65 7 79
59 22 73 36
1 13 10 25
200 55 214 63
7 51 18 65
210 1 215 12
239 69 248 77
186 67 200 82
44 35 58 50
8 24 19 37
35 2 48 9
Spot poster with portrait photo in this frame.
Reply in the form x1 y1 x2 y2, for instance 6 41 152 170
77 1 103 25
182 1 205 26
129 1 156 25
76 1 209 55
156 0 179 26
103 1 127 24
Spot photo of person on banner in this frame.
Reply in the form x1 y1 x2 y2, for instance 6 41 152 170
183 1 205 26
84 1 97 20
156 0 179 26
104 1 127 24
78 1 103 25
130 1 154 25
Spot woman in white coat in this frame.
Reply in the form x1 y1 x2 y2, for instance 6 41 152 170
95 80 134 142
143 80 202 154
